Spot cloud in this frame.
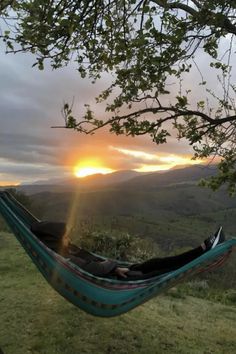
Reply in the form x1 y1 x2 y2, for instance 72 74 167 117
3 38 228 184
0 155 71 183
109 146 202 172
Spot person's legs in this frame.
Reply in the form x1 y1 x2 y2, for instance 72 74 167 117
130 226 225 274
130 246 204 274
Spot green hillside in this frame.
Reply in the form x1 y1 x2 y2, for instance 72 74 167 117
1 232 236 354
27 183 236 250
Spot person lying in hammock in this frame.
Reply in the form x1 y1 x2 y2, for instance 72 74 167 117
31 221 225 279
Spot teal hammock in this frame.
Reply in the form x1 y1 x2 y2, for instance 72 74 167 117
0 191 235 317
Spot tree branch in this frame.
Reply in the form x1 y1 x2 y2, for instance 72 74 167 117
153 0 198 17
0 0 15 13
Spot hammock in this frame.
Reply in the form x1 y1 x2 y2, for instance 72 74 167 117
0 191 235 318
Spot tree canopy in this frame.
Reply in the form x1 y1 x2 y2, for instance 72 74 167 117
1 1 236 192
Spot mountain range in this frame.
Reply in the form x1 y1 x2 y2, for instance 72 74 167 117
16 164 217 195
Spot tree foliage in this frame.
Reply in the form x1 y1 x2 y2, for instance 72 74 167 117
1 1 236 192
75 228 159 262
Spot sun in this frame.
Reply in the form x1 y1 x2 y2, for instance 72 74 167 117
74 166 113 178
73 160 114 178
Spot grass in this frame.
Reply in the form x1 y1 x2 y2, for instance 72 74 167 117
1 232 236 354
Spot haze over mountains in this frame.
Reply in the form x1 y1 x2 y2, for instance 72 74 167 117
24 169 141 187
15 164 217 195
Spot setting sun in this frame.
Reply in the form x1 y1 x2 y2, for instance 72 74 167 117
73 160 114 178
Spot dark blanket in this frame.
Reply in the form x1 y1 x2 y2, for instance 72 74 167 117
31 221 118 276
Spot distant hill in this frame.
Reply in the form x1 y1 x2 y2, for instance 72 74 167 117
116 165 217 191
18 170 142 195
75 169 142 187
30 169 141 186
16 164 217 195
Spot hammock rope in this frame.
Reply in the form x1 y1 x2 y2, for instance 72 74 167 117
0 191 235 317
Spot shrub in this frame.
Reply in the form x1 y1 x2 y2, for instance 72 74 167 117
224 290 236 304
72 226 160 261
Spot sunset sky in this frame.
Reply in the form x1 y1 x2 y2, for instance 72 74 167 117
1 38 232 186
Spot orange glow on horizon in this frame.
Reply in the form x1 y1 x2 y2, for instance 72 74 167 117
0 181 20 187
71 149 206 178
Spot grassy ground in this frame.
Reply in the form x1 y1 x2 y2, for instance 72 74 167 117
1 232 236 354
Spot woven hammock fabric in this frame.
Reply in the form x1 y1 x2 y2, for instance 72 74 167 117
0 191 235 317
